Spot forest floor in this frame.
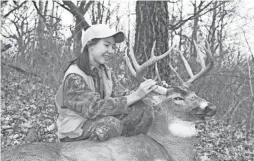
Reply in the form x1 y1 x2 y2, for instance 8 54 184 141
1 64 254 161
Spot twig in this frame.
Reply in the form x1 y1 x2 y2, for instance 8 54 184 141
3 1 27 18
32 1 48 31
242 27 254 139
53 0 71 12
218 96 250 122
170 1 227 30
242 29 254 96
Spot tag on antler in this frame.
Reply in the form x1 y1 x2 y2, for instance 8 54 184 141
153 86 167 95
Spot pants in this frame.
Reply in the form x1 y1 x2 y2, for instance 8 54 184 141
60 100 154 142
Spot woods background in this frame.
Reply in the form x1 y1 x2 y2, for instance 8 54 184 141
1 0 254 160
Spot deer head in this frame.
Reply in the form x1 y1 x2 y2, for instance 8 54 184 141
125 39 216 137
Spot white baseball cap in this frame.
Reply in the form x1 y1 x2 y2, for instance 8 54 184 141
81 24 125 52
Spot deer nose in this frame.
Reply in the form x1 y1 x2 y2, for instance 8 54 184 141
204 103 216 115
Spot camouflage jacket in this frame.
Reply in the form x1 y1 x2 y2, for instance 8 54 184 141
63 65 130 119
55 64 130 139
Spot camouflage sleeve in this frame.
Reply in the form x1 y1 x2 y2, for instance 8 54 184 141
111 72 132 97
62 73 129 119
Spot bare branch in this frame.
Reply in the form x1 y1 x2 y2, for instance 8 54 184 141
53 1 71 12
32 1 46 22
166 0 180 3
82 1 93 15
32 1 48 30
170 1 227 30
1 1 8 7
3 1 27 18
242 28 254 96
79 1 86 9
242 28 254 59
1 44 12 52
61 0 91 30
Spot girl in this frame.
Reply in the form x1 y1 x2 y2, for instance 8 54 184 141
55 24 158 142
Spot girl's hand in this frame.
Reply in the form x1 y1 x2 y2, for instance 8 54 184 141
134 79 158 99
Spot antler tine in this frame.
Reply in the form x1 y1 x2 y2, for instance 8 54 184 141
179 50 194 78
127 40 141 76
168 63 186 86
185 40 214 84
125 40 175 80
170 40 214 88
136 41 157 77
124 49 137 77
155 62 162 83
194 40 205 69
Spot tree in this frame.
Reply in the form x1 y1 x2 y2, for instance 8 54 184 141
133 1 169 82
1 3 35 67
56 1 93 56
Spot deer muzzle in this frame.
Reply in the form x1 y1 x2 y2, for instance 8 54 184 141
204 103 216 115
192 103 216 120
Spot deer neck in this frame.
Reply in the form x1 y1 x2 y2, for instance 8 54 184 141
168 119 197 138
147 104 198 161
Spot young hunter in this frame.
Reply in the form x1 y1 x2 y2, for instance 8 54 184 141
55 24 158 142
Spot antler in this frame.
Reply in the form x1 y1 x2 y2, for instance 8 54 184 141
124 41 175 94
125 41 174 80
169 40 214 88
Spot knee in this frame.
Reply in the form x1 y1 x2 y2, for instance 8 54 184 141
102 116 123 130
90 117 123 141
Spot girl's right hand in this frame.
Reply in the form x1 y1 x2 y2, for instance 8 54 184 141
134 79 158 99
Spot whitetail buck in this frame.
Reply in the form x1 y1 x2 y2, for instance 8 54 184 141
2 41 216 161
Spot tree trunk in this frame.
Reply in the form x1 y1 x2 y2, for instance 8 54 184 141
37 1 44 53
134 1 169 82
191 0 199 58
209 1 217 52
218 2 226 57
61 1 93 56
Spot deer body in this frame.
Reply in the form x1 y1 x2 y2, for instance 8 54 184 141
2 87 215 161
3 134 175 161
2 121 196 161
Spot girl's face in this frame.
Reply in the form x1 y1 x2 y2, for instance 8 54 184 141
88 36 116 67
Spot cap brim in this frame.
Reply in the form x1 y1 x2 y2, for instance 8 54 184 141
113 32 125 43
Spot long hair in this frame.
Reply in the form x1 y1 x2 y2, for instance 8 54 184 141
64 38 101 77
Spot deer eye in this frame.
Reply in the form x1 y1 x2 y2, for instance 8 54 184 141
174 97 184 101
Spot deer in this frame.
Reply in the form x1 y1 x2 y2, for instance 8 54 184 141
2 40 216 161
